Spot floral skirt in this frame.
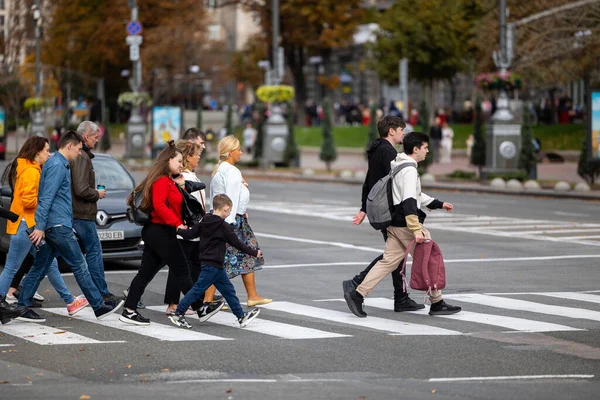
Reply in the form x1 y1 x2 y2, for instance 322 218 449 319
224 214 264 279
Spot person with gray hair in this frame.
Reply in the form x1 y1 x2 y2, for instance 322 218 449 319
71 121 120 303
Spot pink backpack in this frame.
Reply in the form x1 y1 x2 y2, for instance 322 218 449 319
400 239 446 294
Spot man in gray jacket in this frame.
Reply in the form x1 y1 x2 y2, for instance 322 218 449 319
71 121 119 303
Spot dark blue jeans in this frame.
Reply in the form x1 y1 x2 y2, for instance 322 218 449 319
73 219 110 296
19 225 104 310
176 265 244 319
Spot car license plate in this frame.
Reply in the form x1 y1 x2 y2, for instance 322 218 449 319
98 231 124 241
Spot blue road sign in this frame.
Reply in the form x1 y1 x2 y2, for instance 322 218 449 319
126 20 142 36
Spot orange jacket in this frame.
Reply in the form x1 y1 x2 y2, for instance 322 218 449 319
7 158 42 235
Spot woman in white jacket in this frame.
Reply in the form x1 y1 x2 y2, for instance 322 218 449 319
210 135 271 306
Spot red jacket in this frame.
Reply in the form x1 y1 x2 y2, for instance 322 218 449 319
150 176 183 227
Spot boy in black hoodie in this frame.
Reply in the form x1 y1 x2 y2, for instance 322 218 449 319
169 194 262 329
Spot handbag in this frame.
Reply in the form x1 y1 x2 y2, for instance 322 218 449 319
177 185 204 228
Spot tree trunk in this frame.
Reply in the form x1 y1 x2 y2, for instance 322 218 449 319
548 88 558 124
287 45 307 126
320 48 333 101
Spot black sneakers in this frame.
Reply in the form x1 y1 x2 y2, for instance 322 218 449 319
168 313 192 329
94 299 124 320
119 309 151 325
198 299 225 323
122 289 146 309
429 300 462 316
344 289 367 318
0 297 28 324
394 296 426 312
238 308 260 327
102 293 125 303
342 279 358 294
16 308 46 322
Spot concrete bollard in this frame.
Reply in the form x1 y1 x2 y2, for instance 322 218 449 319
354 170 366 180
421 173 436 185
302 168 315 177
489 178 506 188
523 180 541 191
339 170 354 179
574 182 591 192
506 179 523 190
554 181 571 192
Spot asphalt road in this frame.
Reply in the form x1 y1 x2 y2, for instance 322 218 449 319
1 175 600 400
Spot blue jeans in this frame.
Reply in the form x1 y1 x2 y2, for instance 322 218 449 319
176 265 244 319
73 219 109 296
0 221 74 304
19 225 103 310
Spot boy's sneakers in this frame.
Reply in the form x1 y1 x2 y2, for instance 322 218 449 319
197 299 225 322
344 289 367 318
119 309 150 326
429 300 461 316
94 299 125 320
16 308 46 322
394 296 425 312
168 313 192 329
238 308 260 328
122 288 146 309
67 295 89 316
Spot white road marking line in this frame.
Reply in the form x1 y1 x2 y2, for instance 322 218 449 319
362 298 582 333
530 292 600 304
254 232 382 253
429 374 594 382
513 228 600 235
443 294 600 322
0 322 124 345
259 301 462 336
263 262 369 269
45 308 230 342
0 344 16 347
165 378 347 384
146 306 350 339
560 235 600 240
554 211 590 217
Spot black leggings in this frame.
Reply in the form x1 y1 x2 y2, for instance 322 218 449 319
11 253 35 289
125 223 201 310
164 240 202 305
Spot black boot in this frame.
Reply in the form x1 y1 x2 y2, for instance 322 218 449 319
394 295 425 312
344 289 367 318
0 296 28 324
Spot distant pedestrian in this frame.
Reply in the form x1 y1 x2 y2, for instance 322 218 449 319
169 194 262 329
242 123 257 155
344 132 461 318
17 131 123 321
210 136 271 306
429 117 443 163
72 121 121 303
440 122 454 164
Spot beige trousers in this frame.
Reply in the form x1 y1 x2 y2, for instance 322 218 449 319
356 225 442 303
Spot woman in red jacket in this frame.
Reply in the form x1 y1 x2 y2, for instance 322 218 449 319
120 141 201 325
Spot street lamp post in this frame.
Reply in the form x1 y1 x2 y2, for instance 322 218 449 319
29 1 45 137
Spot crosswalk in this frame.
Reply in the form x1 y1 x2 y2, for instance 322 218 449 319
1 291 599 346
248 200 600 247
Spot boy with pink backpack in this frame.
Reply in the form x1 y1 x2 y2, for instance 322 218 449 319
344 132 462 318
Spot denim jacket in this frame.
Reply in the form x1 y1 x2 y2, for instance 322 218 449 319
35 152 74 231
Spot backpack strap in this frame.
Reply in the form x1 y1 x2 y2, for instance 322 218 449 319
386 162 418 221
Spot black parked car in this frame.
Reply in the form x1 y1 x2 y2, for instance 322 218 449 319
0 154 143 268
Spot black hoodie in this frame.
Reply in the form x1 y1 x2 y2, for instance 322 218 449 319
177 214 259 269
360 138 398 212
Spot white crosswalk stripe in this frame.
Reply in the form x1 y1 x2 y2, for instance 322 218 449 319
249 200 600 246
45 307 230 341
146 306 351 339
1 291 598 345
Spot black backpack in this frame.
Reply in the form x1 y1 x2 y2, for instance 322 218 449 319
126 189 150 226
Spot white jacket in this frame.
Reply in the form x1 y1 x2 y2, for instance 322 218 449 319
210 161 249 224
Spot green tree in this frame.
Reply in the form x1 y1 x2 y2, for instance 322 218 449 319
518 103 537 179
284 101 299 167
365 104 378 158
225 103 233 135
418 100 433 173
577 140 600 186
319 97 337 171
471 98 486 177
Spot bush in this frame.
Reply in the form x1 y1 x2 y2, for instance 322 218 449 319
487 170 529 182
447 170 476 180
